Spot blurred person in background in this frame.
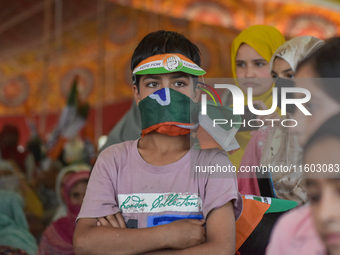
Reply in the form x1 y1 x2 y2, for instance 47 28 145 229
38 171 90 255
303 113 340 255
0 125 35 185
52 163 91 222
266 36 340 255
229 25 285 171
238 36 324 204
0 190 38 255
26 136 62 221
0 160 44 239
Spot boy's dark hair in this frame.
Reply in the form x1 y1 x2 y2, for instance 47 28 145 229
296 37 340 104
131 30 201 89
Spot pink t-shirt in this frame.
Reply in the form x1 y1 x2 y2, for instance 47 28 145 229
78 139 242 228
266 205 326 255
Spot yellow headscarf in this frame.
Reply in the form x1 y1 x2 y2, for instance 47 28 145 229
228 25 286 171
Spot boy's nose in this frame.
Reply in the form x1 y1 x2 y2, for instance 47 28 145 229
161 80 172 88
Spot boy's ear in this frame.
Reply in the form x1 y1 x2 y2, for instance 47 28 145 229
192 83 201 103
133 85 141 105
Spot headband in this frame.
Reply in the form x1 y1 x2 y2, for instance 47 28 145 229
132 53 206 84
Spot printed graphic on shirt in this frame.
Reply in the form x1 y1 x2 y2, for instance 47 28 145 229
118 192 202 213
147 214 204 227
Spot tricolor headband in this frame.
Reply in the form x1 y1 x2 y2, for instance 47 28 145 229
132 53 206 84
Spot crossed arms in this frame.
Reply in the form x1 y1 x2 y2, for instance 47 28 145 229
73 201 236 255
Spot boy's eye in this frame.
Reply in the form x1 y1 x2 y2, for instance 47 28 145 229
271 73 278 80
286 73 295 79
174 81 187 87
147 82 159 88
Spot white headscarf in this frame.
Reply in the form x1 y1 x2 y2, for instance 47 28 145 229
270 36 324 72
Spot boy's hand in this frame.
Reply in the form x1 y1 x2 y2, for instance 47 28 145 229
96 212 126 228
165 219 206 249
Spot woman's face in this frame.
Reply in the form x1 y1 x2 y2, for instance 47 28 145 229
305 137 340 255
69 180 87 205
292 64 340 146
235 43 273 96
271 57 295 80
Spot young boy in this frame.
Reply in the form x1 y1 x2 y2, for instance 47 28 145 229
74 30 242 255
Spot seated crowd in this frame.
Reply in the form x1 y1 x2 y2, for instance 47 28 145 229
0 27 340 255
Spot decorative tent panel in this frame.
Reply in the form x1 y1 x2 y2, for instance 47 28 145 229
1 0 340 142
0 1 237 121
108 0 340 37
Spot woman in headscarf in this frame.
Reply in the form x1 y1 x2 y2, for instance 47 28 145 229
38 171 90 255
229 25 286 172
52 163 91 222
238 36 324 203
0 190 38 255
0 160 44 218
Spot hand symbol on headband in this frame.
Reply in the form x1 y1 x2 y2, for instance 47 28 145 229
166 56 179 70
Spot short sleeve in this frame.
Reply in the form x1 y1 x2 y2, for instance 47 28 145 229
198 150 243 220
77 153 120 220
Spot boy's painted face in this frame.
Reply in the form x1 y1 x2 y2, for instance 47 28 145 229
271 57 295 80
235 43 273 96
292 64 340 146
305 137 340 255
69 180 87 205
133 72 198 104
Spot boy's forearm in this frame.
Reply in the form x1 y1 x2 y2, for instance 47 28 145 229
74 221 169 255
142 242 234 255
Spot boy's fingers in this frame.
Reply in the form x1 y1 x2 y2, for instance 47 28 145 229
97 217 110 227
105 214 120 228
115 213 127 228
